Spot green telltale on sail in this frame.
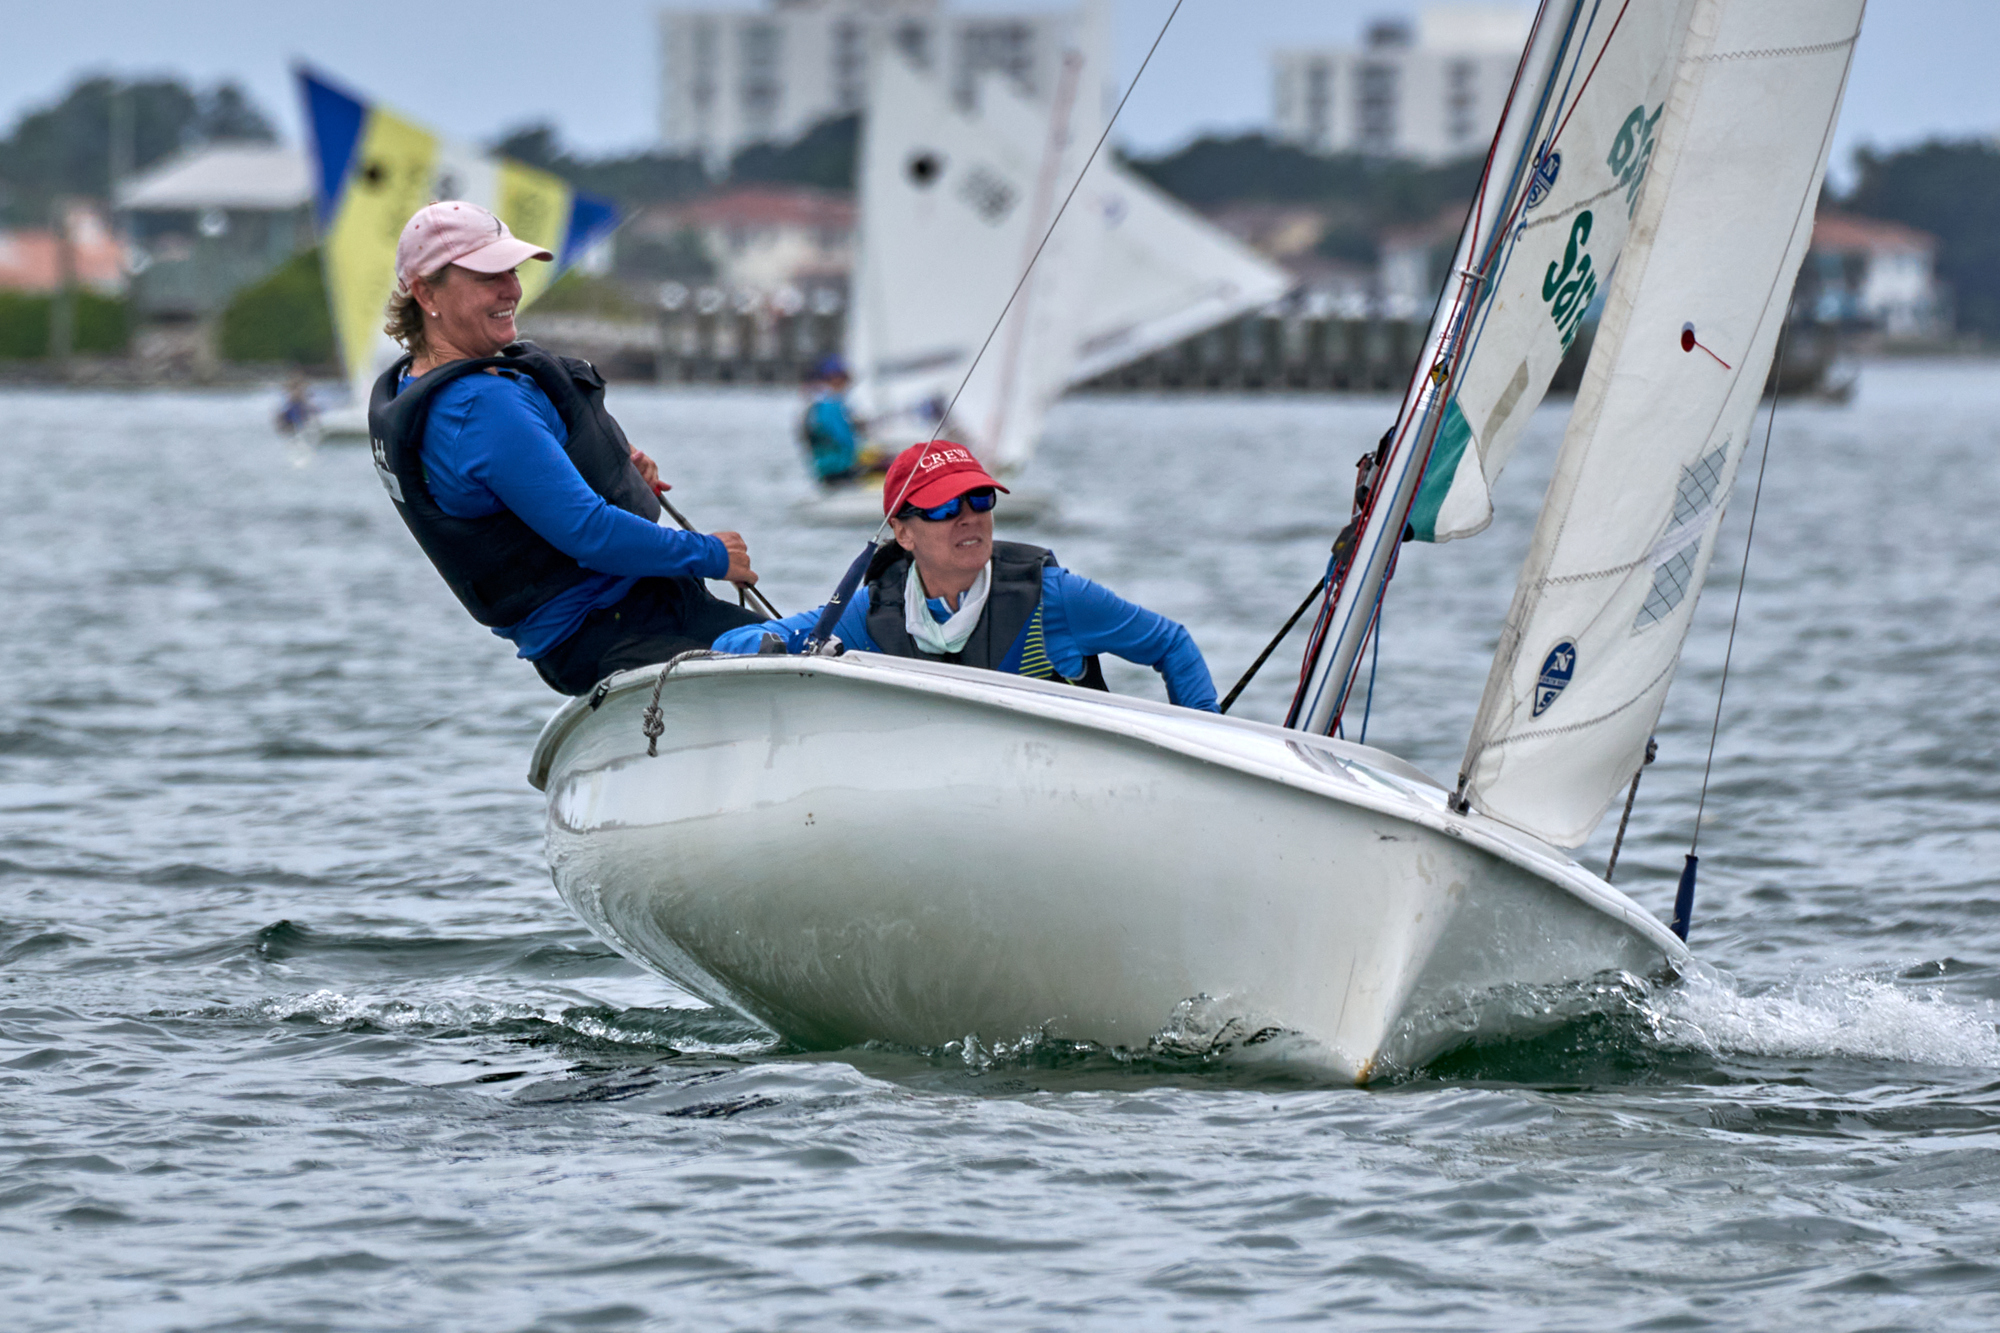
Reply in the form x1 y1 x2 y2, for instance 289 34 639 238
1407 398 1474 544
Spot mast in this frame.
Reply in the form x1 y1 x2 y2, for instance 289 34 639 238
1289 1 1579 736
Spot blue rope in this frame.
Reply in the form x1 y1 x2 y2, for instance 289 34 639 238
1357 594 1384 745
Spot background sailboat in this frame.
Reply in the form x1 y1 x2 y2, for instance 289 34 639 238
835 41 1285 515
295 66 619 440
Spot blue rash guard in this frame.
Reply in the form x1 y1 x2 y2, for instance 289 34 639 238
713 565 1220 711
802 392 859 480
406 368 728 659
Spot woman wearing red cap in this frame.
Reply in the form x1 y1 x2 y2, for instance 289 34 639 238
714 442 1218 710
368 201 764 695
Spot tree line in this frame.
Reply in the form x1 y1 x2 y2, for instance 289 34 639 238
1 73 1995 346
0 76 274 226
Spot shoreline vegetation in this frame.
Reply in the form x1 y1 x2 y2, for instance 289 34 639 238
1 76 1995 382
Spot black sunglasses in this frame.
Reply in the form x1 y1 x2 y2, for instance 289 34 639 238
898 489 998 522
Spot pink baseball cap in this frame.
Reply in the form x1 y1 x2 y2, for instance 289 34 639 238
395 201 553 291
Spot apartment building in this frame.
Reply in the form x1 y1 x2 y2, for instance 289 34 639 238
660 0 1090 170
1272 6 1530 162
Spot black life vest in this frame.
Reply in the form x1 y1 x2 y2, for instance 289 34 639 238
368 341 662 628
863 541 1106 689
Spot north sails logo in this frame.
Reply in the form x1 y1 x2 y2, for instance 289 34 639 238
1532 639 1577 716
1524 148 1561 210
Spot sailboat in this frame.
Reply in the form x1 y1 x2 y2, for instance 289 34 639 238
802 41 1286 524
529 0 1866 1080
295 66 619 440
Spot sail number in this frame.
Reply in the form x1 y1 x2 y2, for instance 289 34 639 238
1543 212 1596 351
1609 103 1664 217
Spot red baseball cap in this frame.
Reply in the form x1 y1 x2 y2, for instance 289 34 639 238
882 441 1009 515
395 201 553 292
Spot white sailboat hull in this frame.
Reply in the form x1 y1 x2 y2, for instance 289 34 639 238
529 655 1687 1080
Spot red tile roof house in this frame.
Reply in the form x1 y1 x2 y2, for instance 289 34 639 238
1804 211 1945 339
0 207 128 295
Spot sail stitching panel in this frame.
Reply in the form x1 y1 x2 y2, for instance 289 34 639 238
1693 36 1857 63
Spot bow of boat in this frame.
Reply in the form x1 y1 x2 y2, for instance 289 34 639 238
530 654 1688 1080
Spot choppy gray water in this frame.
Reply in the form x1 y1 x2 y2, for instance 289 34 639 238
6 361 2000 1331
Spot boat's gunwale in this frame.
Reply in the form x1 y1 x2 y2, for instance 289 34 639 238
530 652 1690 966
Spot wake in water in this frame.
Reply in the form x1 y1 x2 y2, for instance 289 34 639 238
166 989 774 1058
1652 963 2000 1068
1420 961 2000 1084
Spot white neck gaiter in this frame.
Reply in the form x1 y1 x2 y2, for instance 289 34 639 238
904 560 991 655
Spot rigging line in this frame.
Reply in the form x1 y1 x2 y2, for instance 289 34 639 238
1357 592 1384 745
657 491 780 619
1287 3 1567 717
1461 0 1633 302
1339 537 1402 735
1219 576 1327 715
1289 0 1592 728
1603 736 1657 882
1462 0 1591 284
1689 324 1789 854
1542 0 1636 172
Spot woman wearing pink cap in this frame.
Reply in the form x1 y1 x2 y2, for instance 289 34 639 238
714 442 1217 710
367 200 764 695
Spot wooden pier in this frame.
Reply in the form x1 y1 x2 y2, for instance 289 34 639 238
521 307 1840 397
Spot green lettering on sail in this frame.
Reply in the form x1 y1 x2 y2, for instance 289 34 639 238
1409 398 1473 542
1542 210 1598 351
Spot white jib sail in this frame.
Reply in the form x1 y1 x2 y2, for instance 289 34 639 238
1460 0 1865 847
1065 160 1289 387
1412 0 1699 543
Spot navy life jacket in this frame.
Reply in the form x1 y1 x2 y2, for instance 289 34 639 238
864 541 1106 689
368 341 662 628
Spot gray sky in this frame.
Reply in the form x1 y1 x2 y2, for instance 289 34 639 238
3 1 1990 186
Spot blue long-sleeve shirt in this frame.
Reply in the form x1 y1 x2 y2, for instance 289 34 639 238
802 393 859 480
713 565 1219 711
407 367 727 659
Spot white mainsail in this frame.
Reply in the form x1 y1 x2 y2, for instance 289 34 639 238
1459 0 1865 847
1410 0 1699 542
847 47 1285 473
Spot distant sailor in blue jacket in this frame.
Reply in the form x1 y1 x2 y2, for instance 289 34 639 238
368 201 765 696
715 442 1219 711
799 355 876 486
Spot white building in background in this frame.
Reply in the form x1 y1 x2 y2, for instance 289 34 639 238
1272 6 1531 162
659 0 1094 171
1806 212 1946 339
